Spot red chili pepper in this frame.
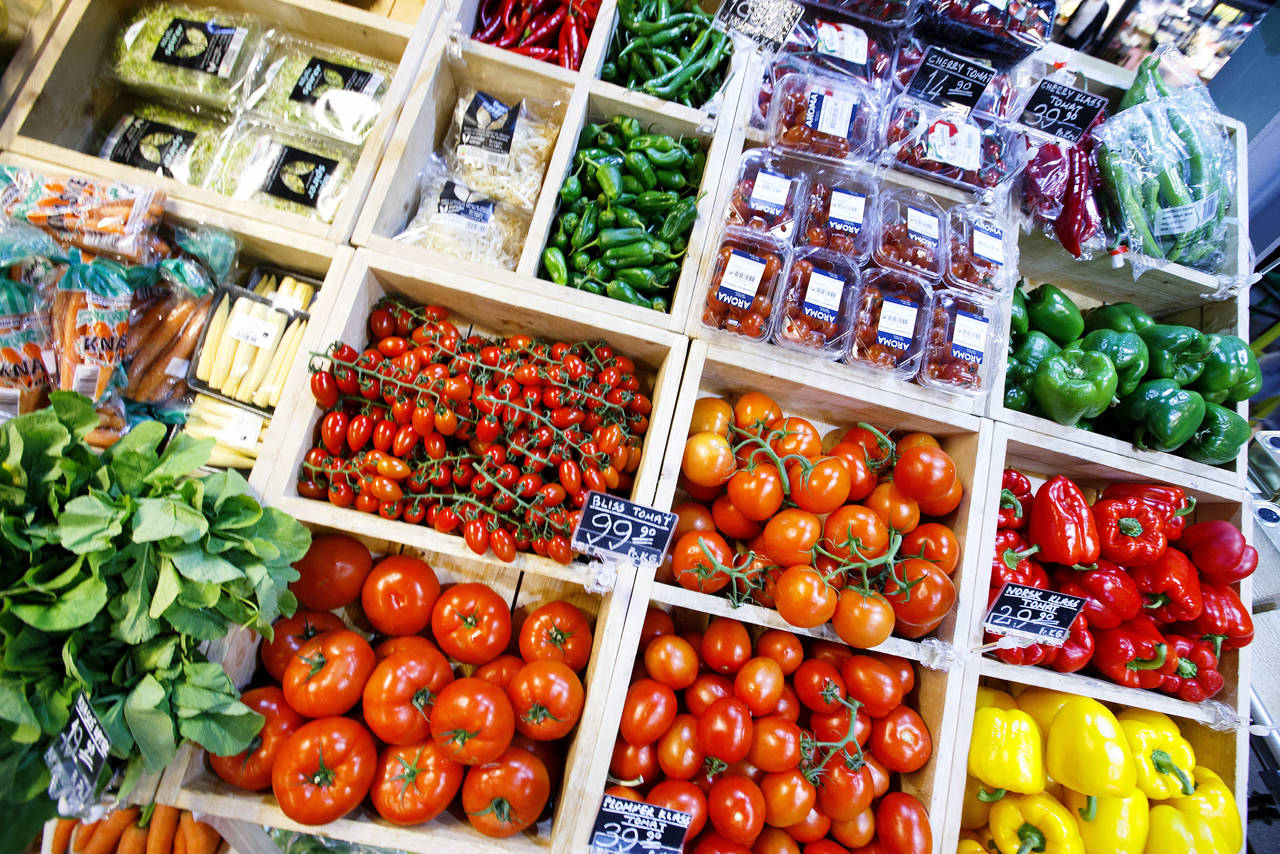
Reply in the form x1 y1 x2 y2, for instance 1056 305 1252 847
511 44 558 59
1092 497 1167 566
1099 483 1195 541
1179 520 1258 585
558 8 574 68
1130 548 1203 624
997 469 1033 531
521 4 566 46
1183 584 1253 657
1052 561 1142 630
1054 145 1090 257
1046 615 1094 674
1092 614 1169 690
1159 634 1224 702
1027 475 1100 568
475 0 511 41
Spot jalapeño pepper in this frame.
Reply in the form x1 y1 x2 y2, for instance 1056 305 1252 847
596 163 625 199
636 190 679 213
616 266 662 293
613 205 646 229
655 168 686 190
607 280 649 305
572 204 599 248
624 151 658 190
645 146 686 168
542 247 569 286
661 196 698 241
604 242 655 267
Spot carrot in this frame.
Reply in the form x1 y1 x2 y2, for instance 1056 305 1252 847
145 805 179 854
116 821 149 854
83 807 138 854
50 818 77 854
177 811 196 854
173 831 186 854
186 819 221 854
70 820 99 854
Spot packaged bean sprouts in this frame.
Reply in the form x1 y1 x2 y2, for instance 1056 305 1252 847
444 89 560 211
98 101 232 185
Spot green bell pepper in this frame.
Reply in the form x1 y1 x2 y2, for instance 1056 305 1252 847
1138 324 1210 386
1005 384 1033 412
1010 287 1029 338
1075 329 1150 398
1191 334 1262 404
1026 283 1085 345
1179 401 1251 465
1005 331 1061 413
1115 379 1207 452
1032 348 1118 426
1083 302 1155 335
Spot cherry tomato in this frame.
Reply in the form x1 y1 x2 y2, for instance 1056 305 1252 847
291 534 372 610
283 629 376 718
310 371 339 408
209 687 304 791
431 583 512 665
261 611 346 682
369 741 463 825
273 717 376 825
620 678 678 746
361 554 440 637
363 647 455 745
430 677 516 765
461 746 551 838
870 705 932 772
701 617 752 675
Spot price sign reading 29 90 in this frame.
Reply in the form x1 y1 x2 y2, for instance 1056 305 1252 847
571 492 678 567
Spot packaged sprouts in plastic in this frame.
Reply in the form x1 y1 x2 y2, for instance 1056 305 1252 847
209 118 356 222
98 100 232 185
444 89 560 211
772 246 860 359
768 71 879 164
247 36 396 145
395 155 530 270
946 204 1017 292
113 3 263 111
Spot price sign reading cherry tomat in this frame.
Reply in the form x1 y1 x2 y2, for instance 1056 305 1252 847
906 46 995 114
571 491 678 568
983 582 1087 646
591 794 693 853
1017 79 1109 144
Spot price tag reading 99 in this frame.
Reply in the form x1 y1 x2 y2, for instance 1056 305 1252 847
571 492 678 568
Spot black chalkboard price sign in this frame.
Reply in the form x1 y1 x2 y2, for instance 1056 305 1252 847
590 794 693 853
906 46 996 113
44 692 111 815
1017 79 1109 143
983 582 1087 645
571 491 678 567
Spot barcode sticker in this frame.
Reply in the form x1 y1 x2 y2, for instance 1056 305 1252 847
272 289 304 312
750 170 794 216
802 270 845 325
907 206 941 246
227 312 281 350
716 250 768 310
71 364 100 399
925 123 980 171
165 358 190 378
828 189 866 234
951 310 989 363
220 409 264 451
876 298 918 351
0 387 19 421
815 22 868 65
972 225 1004 265
806 93 857 140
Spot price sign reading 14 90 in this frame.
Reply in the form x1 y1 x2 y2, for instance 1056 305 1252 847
571 492 678 567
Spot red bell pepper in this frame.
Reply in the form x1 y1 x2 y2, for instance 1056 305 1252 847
1159 633 1225 702
1183 584 1254 657
1028 475 1100 567
1046 614 1094 674
989 530 1049 607
1053 560 1143 630
1091 497 1166 566
986 630 1054 666
1093 614 1169 690
1129 548 1203 624
1179 520 1258 585
998 469 1033 531
1100 483 1196 541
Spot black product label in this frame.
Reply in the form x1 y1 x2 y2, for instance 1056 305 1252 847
571 491 679 568
436 180 495 234
590 794 693 853
152 17 247 78
1017 79 1109 144
261 145 339 209
906 46 996 113
290 57 383 104
44 693 111 815
458 91 519 166
104 117 195 178
984 583 1087 645
713 0 805 54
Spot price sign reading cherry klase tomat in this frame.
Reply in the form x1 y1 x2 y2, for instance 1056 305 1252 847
571 491 678 567
983 582 1087 646
591 794 693 853
1018 79 1109 144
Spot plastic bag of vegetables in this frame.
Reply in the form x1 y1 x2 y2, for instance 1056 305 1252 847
98 100 233 185
444 88 560 211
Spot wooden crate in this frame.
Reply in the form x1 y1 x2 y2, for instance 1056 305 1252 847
158 522 642 854
646 339 992 655
0 0 439 243
350 0 749 334
335 0 437 26
963 421 1253 728
260 246 689 587
0 0 68 122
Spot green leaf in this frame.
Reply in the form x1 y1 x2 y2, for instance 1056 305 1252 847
178 707 264 757
132 636 179 673
112 551 159 645
161 604 227 640
108 449 160 497
48 391 99 439
132 497 208 544
150 557 181 619
125 675 175 772
95 694 135 756
57 493 126 553
168 544 242 583
176 578 221 609
20 554 86 595
145 433 213 486
104 420 165 460
10 575 107 630
200 469 252 512
210 494 262 531
0 683 37 729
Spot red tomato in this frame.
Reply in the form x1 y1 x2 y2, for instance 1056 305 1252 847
819 757 875 823
708 775 766 846
518 600 593 672
363 648 455 745
369 741 463 825
461 747 551 838
870 654 915 695
361 555 440 636
430 677 516 765
865 482 920 534
892 446 956 503
620 679 678 746
272 717 376 825
648 780 708 841
767 417 823 459
900 523 960 575
831 590 896 650
646 635 700 690
640 607 676 650
830 809 875 848
727 465 785 522
761 510 822 567
840 656 904 719
773 566 838 629
733 392 782 433
747 716 802 773
373 635 438 662
686 674 735 716
917 476 963 517
713 493 764 540
702 617 752 675
683 432 737 487
761 768 816 828
869 705 932 773
431 583 512 665
209 687 304 791
734 657 784 717
291 535 372 610
822 505 889 562
787 457 852 515
773 684 801 723
784 803 832 844
875 792 932 854
611 739 658 786
792 660 846 714
261 611 345 682
473 654 526 692
692 832 752 854
755 828 802 854
657 713 705 780
698 697 754 763
282 629 375 718
507 660 584 741
673 531 734 593
884 559 956 628
754 630 804 676
827 442 877 502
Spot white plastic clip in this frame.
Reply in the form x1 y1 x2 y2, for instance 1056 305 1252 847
447 21 465 61
1204 699 1248 732
584 558 621 594
918 638 959 671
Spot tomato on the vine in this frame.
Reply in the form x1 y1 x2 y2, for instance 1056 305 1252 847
831 589 896 649
786 457 852 515
272 717 377 825
884 558 956 631
507 660 584 741
733 392 782 434
726 465 785 522
761 509 821 567
866 481 921 533
691 397 733 437
893 445 957 503
901 523 960 574
684 432 737 487
518 600 592 672
672 531 733 593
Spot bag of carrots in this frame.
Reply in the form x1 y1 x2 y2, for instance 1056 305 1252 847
0 274 55 420
49 803 223 854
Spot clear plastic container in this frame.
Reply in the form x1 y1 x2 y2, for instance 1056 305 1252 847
724 149 808 242
882 93 1025 195
701 227 790 341
113 4 263 111
97 100 232 186
768 71 879 164
208 118 356 222
847 266 933 380
919 286 1001 395
945 204 1017 293
772 246 860 358
914 0 1055 64
798 165 875 264
245 36 396 145
815 0 917 31
872 188 946 280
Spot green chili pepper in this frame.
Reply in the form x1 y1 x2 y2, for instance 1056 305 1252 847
688 150 707 175
572 204 598 248
653 261 680 285
559 175 582 205
586 260 610 282
571 251 591 272
579 277 605 295
613 115 642 141
621 175 644 195
628 134 677 152
561 211 581 237
606 279 649 305
660 196 698 241
601 61 618 80
542 247 569 286
596 163 625 199
598 227 649 249
550 228 568 252
604 241 655 267
649 295 670 313
613 205 646 229
577 148 621 166
636 190 679 213
645 147 686 168
578 123 604 147
596 130 621 150
624 152 658 190
598 206 617 227
615 267 661 292
655 168 686 190
571 195 589 214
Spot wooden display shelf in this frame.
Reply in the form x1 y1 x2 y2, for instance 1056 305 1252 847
0 0 439 243
260 247 689 587
0 0 68 122
964 421 1253 725
158 523 641 854
352 8 747 335
335 0 435 25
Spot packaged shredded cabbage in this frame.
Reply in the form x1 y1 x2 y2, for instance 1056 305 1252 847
98 101 232 185
247 36 396 144
209 118 355 222
395 155 530 270
113 3 262 111
444 89 559 211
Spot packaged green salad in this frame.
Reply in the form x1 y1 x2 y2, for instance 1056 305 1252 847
209 118 355 222
247 36 396 144
98 101 232 185
113 3 262 111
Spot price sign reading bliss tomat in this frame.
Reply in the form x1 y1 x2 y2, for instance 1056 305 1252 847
984 582 1087 645
571 491 678 566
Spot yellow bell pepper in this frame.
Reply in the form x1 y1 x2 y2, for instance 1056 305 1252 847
990 792 1085 854
1046 698 1136 797
978 686 1019 709
1016 687 1073 738
962 774 994 829
1117 708 1196 799
1166 766 1242 853
1145 804 1231 853
958 833 988 854
969 706 1046 795
971 826 1004 854
1062 786 1149 854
